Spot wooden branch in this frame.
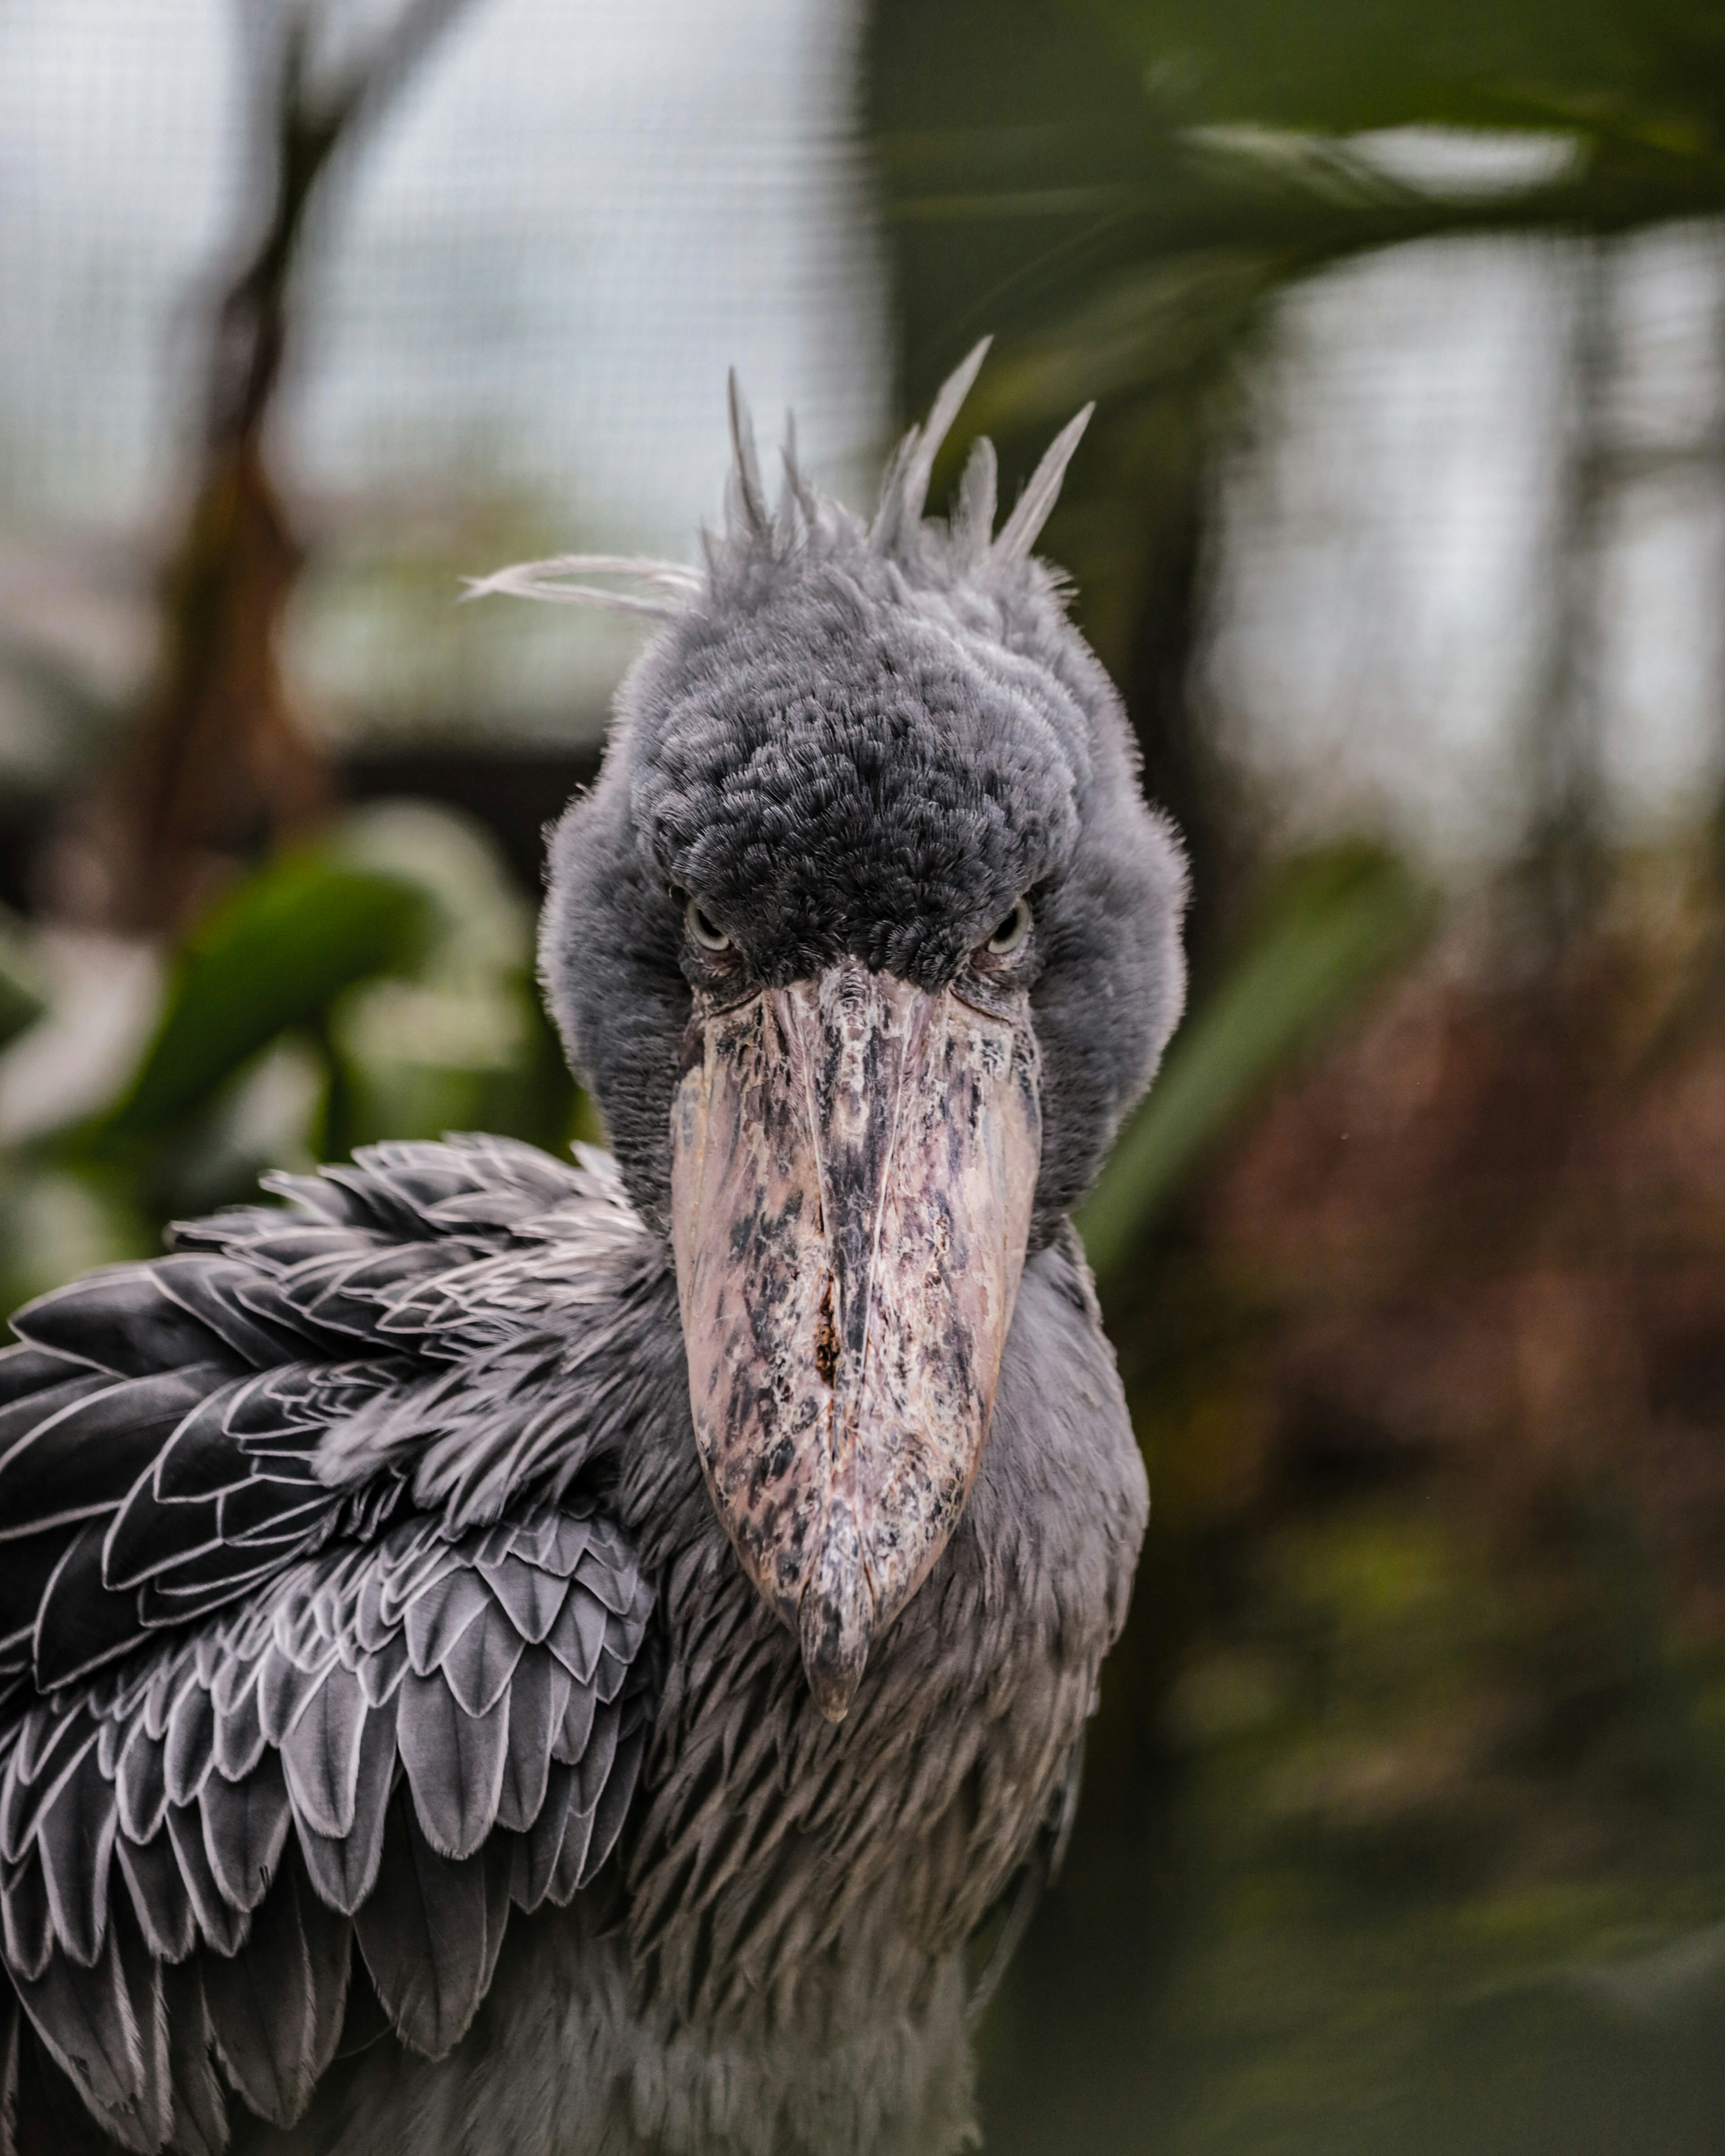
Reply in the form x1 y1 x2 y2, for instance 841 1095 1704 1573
209 0 478 448
322 0 478 143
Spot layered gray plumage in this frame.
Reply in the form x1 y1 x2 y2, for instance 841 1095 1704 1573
0 347 1182 2155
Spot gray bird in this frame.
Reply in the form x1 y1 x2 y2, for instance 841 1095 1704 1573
0 344 1185 2156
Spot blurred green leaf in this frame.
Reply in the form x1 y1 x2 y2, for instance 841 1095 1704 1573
0 916 46 1054
1079 843 1433 1281
1092 0 1724 140
105 853 436 1138
0 1165 152 1316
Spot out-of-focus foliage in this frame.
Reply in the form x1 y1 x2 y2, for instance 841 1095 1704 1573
1100 0 1725 139
106 853 435 1138
0 919 45 1055
1079 842 1434 1281
0 800 581 1316
871 0 1725 468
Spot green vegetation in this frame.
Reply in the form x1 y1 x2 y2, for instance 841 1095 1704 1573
0 803 579 1313
1079 844 1434 1281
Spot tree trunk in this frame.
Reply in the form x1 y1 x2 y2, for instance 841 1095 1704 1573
51 0 474 937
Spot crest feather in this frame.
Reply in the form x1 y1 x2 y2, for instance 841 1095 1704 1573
466 345 1096 625
871 337 991 552
992 405 1094 565
952 437 999 566
726 371 770 537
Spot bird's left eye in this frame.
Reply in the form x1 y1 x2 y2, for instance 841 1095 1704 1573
685 897 733 953
984 897 1033 957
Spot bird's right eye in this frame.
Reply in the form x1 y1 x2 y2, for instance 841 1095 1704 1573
685 897 733 953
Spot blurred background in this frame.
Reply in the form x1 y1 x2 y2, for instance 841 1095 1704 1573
5 0 1725 2147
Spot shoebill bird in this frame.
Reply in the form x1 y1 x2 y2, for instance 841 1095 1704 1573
0 344 1185 2156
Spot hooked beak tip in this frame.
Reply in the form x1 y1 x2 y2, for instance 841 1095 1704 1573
799 1521 873 1723
806 1662 862 1725
802 1641 867 1723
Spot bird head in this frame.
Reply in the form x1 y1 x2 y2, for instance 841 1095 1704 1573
477 344 1186 1721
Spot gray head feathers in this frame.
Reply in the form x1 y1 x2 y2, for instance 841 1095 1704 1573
465 340 1093 620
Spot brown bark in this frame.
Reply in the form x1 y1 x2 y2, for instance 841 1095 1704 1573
61 442 322 933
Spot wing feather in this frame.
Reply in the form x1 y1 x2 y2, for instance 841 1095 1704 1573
162 1679 215 1811
590 1714 649 1885
163 1809 248 1959
396 1674 508 1862
11 1272 243 1385
0 1370 229 1533
0 1374 111 1476
277 1668 366 1841
553 1665 597 1764
495 1651 561 1834
511 1761 578 1914
0 1851 49 1983
203 1849 347 2129
36 1744 118 1966
0 1140 661 2148
158 1960 226 2156
292 1696 396 1915
352 1791 492 2060
479 1549 570 1644
546 1789 598 1906
402 1567 491 1675
546 1577 608 1685
0 1714 97 1861
150 1259 323 1370
209 1674 265 1785
477 1836 513 2002
111 1906 173 2153
255 1644 325 1749
198 1755 291 1913
439 1596 524 1718
12 1922 145 2145
297 1860 353 2091
114 1834 197 1965
0 1343 84 1406
115 1722 168 1846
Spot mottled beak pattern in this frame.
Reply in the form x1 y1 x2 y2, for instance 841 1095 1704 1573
670 960 1042 1720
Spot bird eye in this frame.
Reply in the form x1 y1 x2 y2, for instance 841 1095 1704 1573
984 897 1033 957
684 896 733 953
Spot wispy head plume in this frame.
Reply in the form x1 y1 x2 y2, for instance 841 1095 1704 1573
458 555 701 616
